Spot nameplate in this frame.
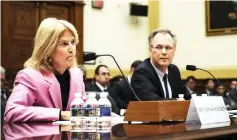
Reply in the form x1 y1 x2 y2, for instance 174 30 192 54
186 96 230 124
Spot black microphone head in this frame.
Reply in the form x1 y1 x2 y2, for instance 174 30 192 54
186 65 197 71
83 52 97 62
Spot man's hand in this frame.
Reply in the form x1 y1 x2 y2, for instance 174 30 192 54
61 111 70 121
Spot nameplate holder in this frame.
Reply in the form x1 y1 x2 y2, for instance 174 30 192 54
185 96 230 124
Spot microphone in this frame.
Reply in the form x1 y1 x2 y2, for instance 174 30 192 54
83 52 141 101
83 52 97 61
186 65 200 71
186 65 230 93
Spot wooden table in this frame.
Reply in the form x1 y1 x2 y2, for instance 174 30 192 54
2 118 237 140
112 119 237 139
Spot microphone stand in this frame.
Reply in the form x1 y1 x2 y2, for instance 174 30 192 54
97 54 141 101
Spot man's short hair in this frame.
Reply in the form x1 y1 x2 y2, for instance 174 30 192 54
186 76 197 82
148 28 177 47
95 65 108 75
204 78 214 86
130 60 142 69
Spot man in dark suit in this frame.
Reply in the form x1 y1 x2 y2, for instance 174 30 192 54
113 60 142 109
184 76 199 96
85 65 126 115
131 28 187 101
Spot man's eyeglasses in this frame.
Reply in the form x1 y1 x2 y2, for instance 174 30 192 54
151 45 174 51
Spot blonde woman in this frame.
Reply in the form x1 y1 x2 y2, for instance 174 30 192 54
4 18 86 122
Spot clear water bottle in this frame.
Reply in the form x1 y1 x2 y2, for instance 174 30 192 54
70 92 85 125
98 92 111 117
178 94 185 100
97 131 111 140
202 94 208 97
97 92 112 132
84 92 99 117
71 131 86 140
191 94 197 98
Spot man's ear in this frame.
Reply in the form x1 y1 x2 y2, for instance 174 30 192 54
149 47 153 56
94 75 98 80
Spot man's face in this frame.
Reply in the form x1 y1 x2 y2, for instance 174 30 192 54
150 33 176 69
187 79 197 90
95 66 110 87
230 80 237 89
206 80 215 90
217 85 225 96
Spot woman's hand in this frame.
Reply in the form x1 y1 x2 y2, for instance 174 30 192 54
61 111 70 121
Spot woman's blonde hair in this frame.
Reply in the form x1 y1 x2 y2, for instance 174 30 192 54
24 17 79 72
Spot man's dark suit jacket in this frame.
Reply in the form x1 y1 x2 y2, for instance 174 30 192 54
131 58 186 101
85 81 120 115
113 78 137 109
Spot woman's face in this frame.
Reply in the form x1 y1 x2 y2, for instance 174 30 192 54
217 85 225 96
51 29 76 72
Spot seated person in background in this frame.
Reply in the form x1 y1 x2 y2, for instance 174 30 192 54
202 78 217 96
184 76 199 95
216 84 227 97
131 28 187 101
85 65 125 115
229 80 237 90
1 66 11 100
110 75 124 88
1 66 11 122
4 18 86 122
113 60 142 109
216 84 232 108
227 86 237 109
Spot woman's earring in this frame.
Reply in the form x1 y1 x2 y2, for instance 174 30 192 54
48 58 52 63
46 57 52 63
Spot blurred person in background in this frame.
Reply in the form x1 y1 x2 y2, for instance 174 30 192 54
85 65 125 115
216 84 227 97
202 78 216 96
1 66 11 122
216 83 235 110
1 66 11 100
4 18 86 122
113 60 142 109
229 80 237 90
110 75 124 88
184 76 198 95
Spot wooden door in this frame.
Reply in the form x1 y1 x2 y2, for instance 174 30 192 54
40 2 71 21
1 1 39 86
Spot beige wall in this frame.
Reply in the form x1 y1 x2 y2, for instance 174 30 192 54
83 0 237 79
159 0 237 79
83 0 148 78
